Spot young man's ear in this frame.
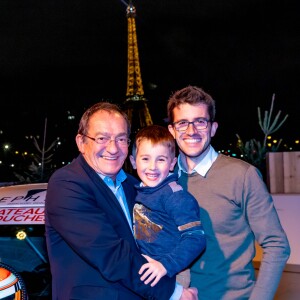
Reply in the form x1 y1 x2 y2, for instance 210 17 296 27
169 157 177 171
129 155 137 169
210 121 218 137
168 124 175 139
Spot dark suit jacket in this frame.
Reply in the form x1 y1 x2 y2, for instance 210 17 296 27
45 154 176 299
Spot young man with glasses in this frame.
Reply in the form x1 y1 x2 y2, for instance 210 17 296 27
167 86 290 300
45 102 197 300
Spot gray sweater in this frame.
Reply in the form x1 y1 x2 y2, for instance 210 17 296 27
178 154 290 300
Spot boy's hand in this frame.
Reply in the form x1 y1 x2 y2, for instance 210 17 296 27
139 254 167 286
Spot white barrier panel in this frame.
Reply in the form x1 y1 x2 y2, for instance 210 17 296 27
254 193 300 267
0 183 47 225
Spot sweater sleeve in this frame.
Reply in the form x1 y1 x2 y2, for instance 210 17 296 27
243 166 290 300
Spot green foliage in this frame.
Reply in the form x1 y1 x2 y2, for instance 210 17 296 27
236 94 288 170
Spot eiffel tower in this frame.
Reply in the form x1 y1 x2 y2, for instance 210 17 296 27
123 1 153 137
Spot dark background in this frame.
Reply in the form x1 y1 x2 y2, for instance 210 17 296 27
0 0 299 165
0 2 298 296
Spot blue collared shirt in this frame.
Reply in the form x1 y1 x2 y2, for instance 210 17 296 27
177 145 218 176
98 170 132 230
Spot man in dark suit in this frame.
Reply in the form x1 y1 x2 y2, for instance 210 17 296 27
45 102 197 299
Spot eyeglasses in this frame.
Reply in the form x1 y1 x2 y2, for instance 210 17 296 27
82 134 131 146
172 118 211 132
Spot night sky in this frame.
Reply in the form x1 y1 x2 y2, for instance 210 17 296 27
0 0 299 160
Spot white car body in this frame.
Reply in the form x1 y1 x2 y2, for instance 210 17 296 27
0 183 47 225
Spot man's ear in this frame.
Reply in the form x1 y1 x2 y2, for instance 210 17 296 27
211 121 218 137
76 134 85 154
169 157 177 171
129 155 137 169
168 124 176 138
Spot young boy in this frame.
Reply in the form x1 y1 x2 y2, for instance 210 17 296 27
130 124 206 288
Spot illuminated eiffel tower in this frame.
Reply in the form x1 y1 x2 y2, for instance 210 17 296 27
123 1 153 137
